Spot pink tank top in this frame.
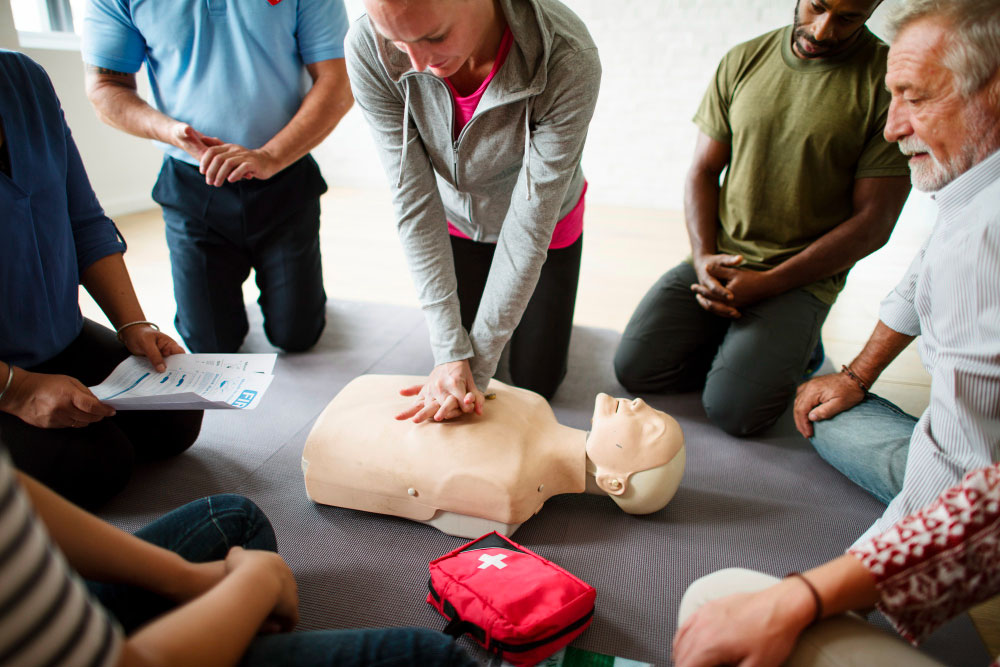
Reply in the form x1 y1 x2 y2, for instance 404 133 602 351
445 28 585 250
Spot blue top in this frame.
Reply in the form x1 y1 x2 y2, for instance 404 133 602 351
0 50 127 367
82 0 349 165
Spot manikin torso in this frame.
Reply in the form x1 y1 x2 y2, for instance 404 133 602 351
303 375 684 537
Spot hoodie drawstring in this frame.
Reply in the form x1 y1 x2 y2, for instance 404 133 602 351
397 80 411 188
523 99 532 200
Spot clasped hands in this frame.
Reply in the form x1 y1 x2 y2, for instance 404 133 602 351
395 359 485 423
171 122 281 187
691 253 776 318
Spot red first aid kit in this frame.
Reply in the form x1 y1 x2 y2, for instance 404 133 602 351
427 532 596 666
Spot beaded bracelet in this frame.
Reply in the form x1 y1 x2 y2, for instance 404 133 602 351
840 364 870 394
785 572 824 626
116 320 160 342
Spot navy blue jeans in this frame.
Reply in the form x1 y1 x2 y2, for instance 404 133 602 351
153 155 328 354
90 495 474 666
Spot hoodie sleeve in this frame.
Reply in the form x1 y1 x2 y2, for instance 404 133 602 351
466 45 602 389
345 20 474 368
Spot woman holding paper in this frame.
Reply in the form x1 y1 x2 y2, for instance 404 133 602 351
0 50 201 509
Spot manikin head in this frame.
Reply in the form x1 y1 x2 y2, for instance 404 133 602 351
586 394 685 515
363 0 504 78
790 0 883 59
883 0 1000 192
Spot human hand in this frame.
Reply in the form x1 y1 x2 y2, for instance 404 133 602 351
118 325 185 373
672 579 814 667
794 372 866 438
395 360 485 423
198 143 280 187
691 253 741 318
169 122 224 162
0 370 115 429
225 546 299 633
718 267 778 309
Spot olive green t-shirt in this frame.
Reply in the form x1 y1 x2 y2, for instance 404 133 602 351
693 25 910 305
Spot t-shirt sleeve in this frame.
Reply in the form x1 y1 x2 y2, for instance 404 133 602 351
855 84 910 178
81 0 147 73
296 0 349 63
692 52 736 145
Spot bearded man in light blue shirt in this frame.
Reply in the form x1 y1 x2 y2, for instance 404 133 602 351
794 0 1000 541
83 0 354 354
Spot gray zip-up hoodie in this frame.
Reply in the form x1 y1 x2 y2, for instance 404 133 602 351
346 0 601 390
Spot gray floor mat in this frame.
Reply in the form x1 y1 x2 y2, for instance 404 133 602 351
100 301 989 666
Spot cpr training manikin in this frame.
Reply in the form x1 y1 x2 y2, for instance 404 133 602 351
302 375 685 538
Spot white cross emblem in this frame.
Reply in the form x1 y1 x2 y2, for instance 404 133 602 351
477 553 508 570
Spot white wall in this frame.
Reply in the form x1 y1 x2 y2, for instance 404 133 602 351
3 0 919 216
1 0 162 215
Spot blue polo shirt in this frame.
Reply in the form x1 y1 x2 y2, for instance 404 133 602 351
0 51 127 367
82 0 348 165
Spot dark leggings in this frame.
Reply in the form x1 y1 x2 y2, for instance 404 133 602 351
0 320 202 509
451 233 582 400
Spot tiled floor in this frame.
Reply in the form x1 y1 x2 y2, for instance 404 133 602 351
82 187 999 657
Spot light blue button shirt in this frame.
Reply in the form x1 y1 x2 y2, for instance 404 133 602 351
82 0 348 165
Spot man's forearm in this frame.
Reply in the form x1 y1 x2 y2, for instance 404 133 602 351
849 321 916 387
256 59 353 173
85 67 177 144
763 176 911 293
684 167 722 258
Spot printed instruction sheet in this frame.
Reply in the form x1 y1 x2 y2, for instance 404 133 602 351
90 354 277 410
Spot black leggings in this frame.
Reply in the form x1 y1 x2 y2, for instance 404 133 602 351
0 320 202 509
451 234 582 400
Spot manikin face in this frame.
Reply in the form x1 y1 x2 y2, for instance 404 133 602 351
587 394 682 495
364 0 499 78
884 19 998 192
790 0 879 59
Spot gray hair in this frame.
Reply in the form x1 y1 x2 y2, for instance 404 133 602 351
887 0 1000 97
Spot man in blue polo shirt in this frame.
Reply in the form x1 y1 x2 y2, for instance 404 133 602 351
82 0 353 354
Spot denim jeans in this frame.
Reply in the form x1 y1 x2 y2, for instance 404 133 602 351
90 495 474 666
809 393 918 505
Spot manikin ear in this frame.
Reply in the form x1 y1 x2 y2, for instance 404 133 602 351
595 471 627 496
607 447 686 515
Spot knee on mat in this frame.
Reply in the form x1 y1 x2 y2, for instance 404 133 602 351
613 341 659 393
701 388 783 437
206 494 278 552
142 411 203 460
264 315 325 353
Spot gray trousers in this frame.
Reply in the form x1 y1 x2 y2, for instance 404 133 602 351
614 262 830 436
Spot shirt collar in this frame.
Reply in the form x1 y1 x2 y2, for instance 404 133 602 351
934 147 1000 222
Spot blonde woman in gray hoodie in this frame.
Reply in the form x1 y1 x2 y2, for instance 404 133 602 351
347 0 601 422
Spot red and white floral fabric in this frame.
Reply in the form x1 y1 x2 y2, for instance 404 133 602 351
848 462 1000 645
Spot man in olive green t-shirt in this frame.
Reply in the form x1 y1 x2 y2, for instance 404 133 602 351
615 0 911 437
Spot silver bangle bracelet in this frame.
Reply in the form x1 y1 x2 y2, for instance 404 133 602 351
0 364 14 404
116 320 160 342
